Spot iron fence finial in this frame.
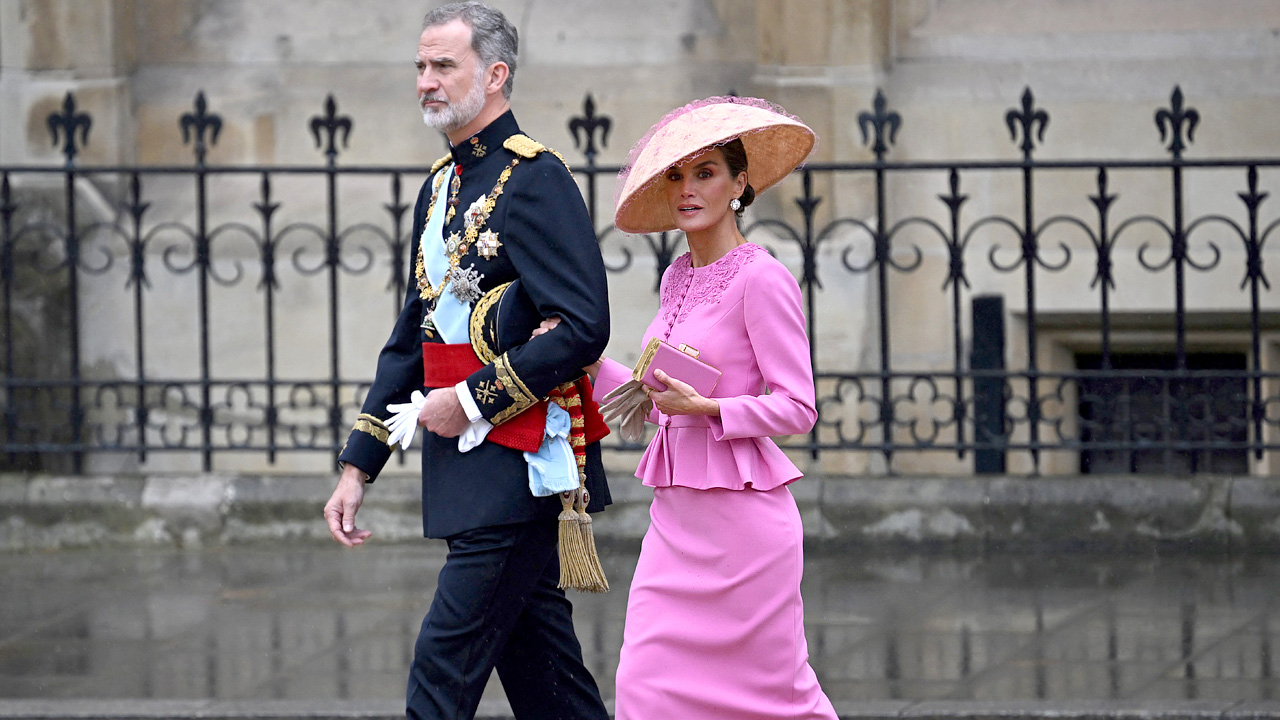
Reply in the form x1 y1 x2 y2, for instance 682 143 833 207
47 92 92 167
1155 85 1199 161
1005 87 1049 162
568 93 611 164
857 89 901 163
310 94 353 165
179 91 223 166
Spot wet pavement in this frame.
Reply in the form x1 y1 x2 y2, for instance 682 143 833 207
1 542 1278 716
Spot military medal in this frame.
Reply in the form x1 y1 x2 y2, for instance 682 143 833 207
464 195 487 227
449 264 484 303
415 158 520 303
447 167 462 223
420 309 436 338
477 229 502 259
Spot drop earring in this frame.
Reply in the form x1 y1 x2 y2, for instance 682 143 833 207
729 198 742 212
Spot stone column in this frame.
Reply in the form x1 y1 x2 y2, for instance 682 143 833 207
746 1 894 475
751 0 891 215
0 0 136 165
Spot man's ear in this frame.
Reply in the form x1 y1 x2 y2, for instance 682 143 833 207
485 62 509 96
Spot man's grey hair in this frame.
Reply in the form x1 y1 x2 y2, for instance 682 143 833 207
423 2 518 99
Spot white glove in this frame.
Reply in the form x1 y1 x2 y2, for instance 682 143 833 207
385 390 426 450
600 380 652 443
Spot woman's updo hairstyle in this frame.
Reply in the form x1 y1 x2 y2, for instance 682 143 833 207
720 138 755 216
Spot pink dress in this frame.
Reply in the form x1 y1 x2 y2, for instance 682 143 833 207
594 243 837 720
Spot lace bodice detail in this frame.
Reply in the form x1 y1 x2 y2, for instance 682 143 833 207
658 243 765 333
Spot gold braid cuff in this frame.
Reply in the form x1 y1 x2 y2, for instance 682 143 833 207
352 413 390 444
491 353 538 424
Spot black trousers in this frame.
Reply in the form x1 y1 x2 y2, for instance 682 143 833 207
406 519 608 720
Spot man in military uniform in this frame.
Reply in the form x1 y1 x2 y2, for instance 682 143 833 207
322 3 611 719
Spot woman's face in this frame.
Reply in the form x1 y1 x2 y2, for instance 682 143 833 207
662 146 747 235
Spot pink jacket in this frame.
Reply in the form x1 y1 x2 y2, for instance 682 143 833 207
593 243 816 491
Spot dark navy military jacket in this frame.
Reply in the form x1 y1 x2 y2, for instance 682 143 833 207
338 111 611 538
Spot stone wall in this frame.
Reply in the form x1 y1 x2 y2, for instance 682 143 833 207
2 0 1279 476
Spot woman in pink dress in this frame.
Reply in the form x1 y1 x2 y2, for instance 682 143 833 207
595 97 838 720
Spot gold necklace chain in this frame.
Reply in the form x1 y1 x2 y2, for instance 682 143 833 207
415 158 519 302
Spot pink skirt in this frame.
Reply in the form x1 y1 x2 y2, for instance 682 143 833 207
615 484 837 720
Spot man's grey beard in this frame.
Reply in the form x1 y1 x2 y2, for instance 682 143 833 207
420 72 486 134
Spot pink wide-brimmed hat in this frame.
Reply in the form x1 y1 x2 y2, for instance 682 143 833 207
614 96 817 234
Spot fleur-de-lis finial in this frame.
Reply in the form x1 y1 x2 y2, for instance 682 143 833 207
309 94 353 164
857 89 901 162
1005 87 1049 161
47 92 93 166
1155 86 1199 161
568 93 611 164
179 92 223 165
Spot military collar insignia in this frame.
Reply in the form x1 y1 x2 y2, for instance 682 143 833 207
450 111 518 169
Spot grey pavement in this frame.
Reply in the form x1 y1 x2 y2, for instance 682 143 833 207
3 468 1280 719
2 541 1279 720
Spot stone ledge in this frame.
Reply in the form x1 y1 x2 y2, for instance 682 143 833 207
1 472 1278 553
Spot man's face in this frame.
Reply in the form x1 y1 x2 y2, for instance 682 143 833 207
416 19 487 134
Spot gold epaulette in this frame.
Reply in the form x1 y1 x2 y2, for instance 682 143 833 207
504 134 574 176
430 153 452 174
503 134 544 158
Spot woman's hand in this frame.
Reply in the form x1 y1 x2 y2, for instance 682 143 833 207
531 316 602 379
648 369 719 417
530 317 560 338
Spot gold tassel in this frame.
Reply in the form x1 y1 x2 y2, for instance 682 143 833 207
549 381 609 593
557 490 591 591
575 489 609 592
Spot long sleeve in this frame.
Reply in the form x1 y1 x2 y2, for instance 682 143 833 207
592 357 634 401
336 182 430 481
710 260 816 441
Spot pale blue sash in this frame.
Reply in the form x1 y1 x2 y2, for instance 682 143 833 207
421 163 469 345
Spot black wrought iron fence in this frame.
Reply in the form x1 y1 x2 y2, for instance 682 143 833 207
1 88 1278 475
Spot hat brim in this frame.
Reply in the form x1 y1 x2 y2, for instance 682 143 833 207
614 103 816 234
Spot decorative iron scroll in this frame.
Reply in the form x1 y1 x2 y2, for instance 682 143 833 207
2 89 1277 475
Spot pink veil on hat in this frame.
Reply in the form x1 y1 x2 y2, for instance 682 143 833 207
613 96 817 234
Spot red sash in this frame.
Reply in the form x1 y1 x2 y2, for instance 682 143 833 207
422 342 610 453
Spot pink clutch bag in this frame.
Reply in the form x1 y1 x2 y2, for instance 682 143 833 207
633 338 721 395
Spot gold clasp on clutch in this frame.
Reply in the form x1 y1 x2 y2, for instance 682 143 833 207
677 343 700 358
